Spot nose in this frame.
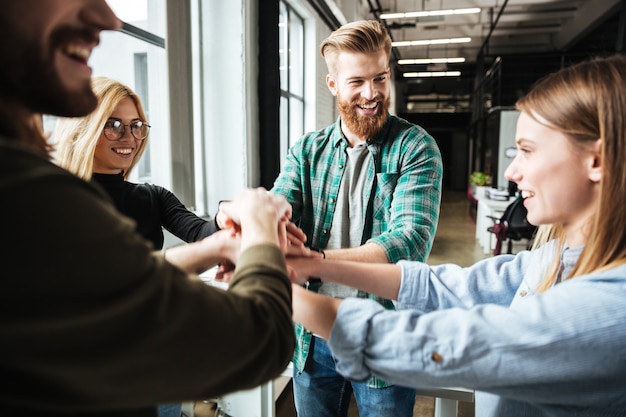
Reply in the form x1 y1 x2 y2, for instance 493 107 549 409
81 0 123 32
361 81 377 101
119 125 135 141
504 155 521 183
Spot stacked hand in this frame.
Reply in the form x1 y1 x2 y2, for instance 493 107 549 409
213 188 321 281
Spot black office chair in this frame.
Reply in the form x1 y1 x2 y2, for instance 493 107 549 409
487 196 537 255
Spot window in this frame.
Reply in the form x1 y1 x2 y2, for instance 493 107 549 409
279 1 306 162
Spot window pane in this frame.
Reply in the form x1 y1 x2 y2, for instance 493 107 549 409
288 12 304 97
280 96 289 160
289 98 304 149
279 2 289 92
106 0 166 37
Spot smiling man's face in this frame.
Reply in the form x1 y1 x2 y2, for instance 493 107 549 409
326 50 391 142
0 0 120 117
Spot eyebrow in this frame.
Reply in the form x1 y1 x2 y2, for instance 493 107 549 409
345 71 389 81
515 138 535 147
107 117 142 121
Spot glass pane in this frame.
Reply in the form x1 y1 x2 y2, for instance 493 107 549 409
280 96 289 163
279 2 289 91
289 98 304 149
106 0 166 37
288 11 304 97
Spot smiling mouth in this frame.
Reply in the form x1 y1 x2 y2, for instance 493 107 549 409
62 43 92 64
113 147 133 155
358 102 379 110
520 190 535 199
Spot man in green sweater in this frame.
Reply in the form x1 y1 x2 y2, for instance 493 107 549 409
0 1 297 415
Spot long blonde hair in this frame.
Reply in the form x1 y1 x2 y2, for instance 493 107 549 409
519 55 626 292
54 76 149 180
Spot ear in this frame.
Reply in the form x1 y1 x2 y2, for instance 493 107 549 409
326 74 338 96
588 139 602 183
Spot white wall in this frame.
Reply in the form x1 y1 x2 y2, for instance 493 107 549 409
496 110 520 189
197 0 254 209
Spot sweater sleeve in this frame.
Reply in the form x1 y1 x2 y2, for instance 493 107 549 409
1 155 294 412
153 184 218 242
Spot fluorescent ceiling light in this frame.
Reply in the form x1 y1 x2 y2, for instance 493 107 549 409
380 8 480 19
392 37 471 47
398 57 466 65
403 71 462 78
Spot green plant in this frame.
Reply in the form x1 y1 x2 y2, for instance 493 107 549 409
470 171 491 186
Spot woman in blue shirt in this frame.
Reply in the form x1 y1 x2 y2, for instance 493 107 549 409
286 54 626 417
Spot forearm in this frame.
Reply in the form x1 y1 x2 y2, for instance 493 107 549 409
292 258 403 300
325 242 389 263
292 285 340 339
164 238 224 274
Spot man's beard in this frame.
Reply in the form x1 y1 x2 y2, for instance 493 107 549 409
0 23 98 117
337 93 390 140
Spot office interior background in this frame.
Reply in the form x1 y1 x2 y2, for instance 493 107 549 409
45 0 625 246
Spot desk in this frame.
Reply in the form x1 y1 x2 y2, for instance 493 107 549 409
213 364 292 417
474 192 514 255
415 387 474 417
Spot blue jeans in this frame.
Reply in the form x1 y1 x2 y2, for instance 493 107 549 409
157 403 181 417
293 337 416 417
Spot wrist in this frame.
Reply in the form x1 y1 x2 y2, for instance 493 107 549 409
215 200 232 229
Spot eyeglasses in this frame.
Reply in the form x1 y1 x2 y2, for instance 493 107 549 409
103 119 151 141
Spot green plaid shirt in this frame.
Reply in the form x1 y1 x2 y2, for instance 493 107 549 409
272 114 442 388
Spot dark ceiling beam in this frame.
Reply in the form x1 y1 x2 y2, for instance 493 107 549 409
617 0 626 52
307 0 342 30
553 0 622 49
477 0 510 60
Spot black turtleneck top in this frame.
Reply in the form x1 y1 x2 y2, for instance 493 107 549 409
91 173 218 250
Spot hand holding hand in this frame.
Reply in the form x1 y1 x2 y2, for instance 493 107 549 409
220 187 293 251
286 256 323 285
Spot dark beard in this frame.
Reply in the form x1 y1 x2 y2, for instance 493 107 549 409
0 22 98 118
338 94 390 140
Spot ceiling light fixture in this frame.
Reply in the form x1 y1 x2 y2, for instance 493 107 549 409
380 8 480 19
398 57 466 65
403 71 461 78
392 37 471 47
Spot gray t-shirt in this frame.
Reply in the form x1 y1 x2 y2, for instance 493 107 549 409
319 142 370 298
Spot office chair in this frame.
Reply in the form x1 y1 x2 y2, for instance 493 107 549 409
487 196 537 255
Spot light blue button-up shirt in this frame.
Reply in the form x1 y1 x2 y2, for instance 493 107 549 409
328 242 626 416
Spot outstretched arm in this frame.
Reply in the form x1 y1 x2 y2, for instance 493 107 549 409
165 188 292 274
291 285 341 340
164 230 240 274
287 257 403 300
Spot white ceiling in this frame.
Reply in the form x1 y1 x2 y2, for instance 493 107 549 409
370 0 622 63
360 0 623 112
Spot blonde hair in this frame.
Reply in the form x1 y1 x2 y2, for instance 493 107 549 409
54 76 149 180
518 55 626 292
320 20 391 74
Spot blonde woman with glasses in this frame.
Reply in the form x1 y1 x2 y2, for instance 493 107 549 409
55 76 225 252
